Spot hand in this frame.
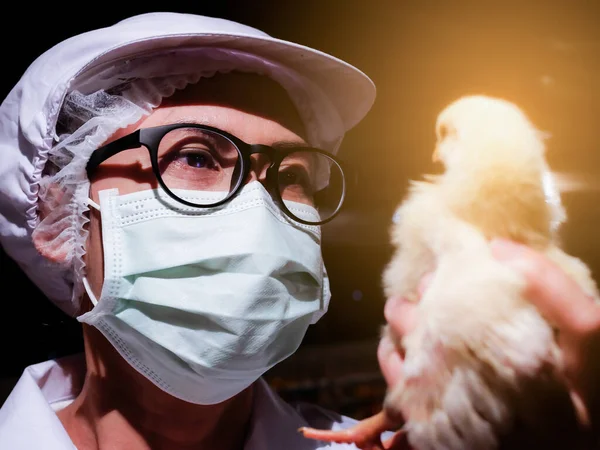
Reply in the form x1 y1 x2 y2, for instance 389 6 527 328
490 238 600 433
376 275 430 449
377 279 427 389
377 238 600 444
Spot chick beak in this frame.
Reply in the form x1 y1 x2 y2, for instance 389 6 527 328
432 147 441 163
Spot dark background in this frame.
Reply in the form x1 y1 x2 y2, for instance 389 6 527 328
1 1 599 416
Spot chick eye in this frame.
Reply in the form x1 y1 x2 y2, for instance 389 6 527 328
438 124 450 140
438 122 458 142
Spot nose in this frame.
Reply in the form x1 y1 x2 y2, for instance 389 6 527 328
245 154 271 185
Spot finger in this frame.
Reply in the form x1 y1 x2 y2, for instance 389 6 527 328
570 389 592 428
300 411 392 449
384 296 419 337
490 238 600 336
382 430 413 449
378 334 404 386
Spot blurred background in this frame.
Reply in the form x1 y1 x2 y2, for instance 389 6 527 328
0 0 599 419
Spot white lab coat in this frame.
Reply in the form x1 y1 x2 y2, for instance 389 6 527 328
0 354 374 449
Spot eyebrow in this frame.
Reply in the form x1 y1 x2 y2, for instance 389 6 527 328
170 117 211 126
271 140 310 149
168 118 309 148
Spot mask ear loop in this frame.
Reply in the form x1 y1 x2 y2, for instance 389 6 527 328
81 198 101 307
86 198 101 211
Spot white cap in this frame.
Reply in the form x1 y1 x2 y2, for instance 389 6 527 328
0 12 375 314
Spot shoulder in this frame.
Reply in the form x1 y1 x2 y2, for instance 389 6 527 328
0 356 81 449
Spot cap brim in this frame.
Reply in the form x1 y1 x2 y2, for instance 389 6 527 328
75 33 376 134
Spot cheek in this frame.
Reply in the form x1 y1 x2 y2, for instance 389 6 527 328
90 175 156 201
90 147 159 201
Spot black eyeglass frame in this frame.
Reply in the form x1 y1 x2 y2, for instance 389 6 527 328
85 123 347 225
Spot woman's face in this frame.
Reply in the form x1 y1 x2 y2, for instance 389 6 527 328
84 72 307 305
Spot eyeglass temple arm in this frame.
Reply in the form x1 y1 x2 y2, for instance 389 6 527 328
86 131 141 178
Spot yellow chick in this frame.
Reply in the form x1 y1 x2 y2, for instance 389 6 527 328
301 95 598 449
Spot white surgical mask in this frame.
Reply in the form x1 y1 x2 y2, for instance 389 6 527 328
78 181 330 404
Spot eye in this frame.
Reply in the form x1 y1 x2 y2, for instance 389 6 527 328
179 149 218 169
438 123 450 140
279 165 315 196
280 167 307 186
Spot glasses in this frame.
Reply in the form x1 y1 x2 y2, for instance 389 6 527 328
85 123 347 225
